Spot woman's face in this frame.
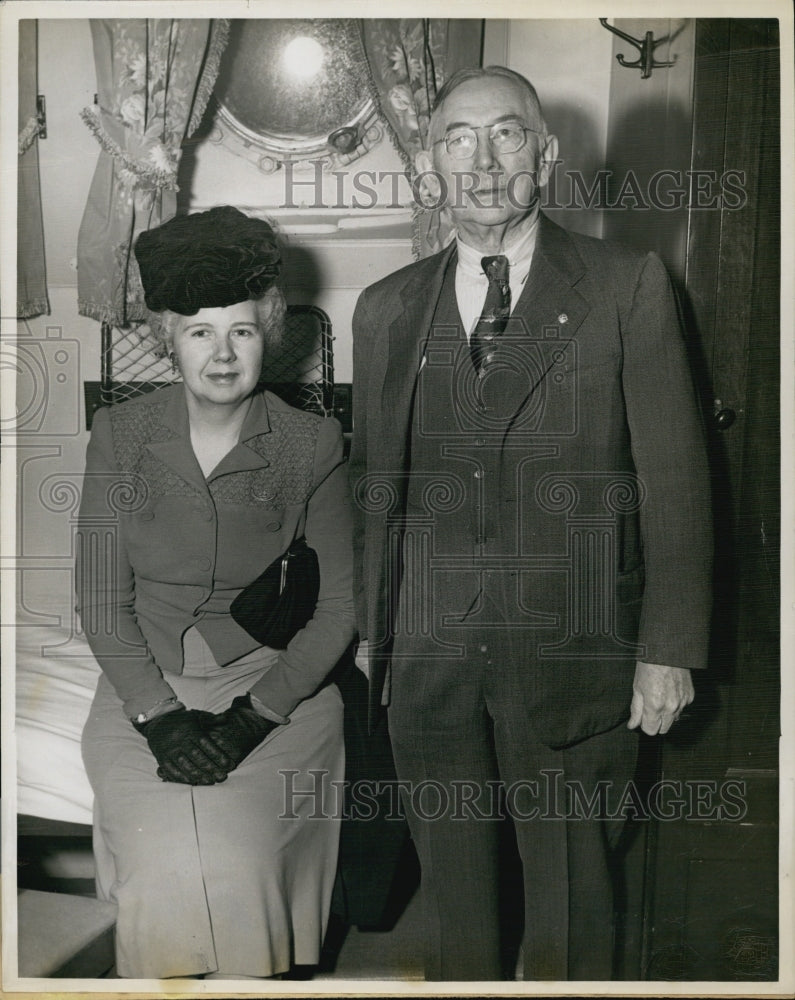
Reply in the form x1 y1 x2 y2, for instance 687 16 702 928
170 301 264 409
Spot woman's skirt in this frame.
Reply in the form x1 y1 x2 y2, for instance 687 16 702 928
81 628 344 979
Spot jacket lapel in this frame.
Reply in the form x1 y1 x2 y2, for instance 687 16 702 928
144 387 273 488
495 216 590 417
209 392 273 480
514 214 590 343
145 387 206 490
380 243 457 468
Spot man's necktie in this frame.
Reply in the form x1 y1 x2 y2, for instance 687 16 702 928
470 255 510 372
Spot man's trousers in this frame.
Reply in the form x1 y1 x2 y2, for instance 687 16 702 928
388 621 639 981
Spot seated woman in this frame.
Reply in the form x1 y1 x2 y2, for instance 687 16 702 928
76 207 355 979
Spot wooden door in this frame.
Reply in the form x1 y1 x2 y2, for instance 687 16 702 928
641 19 780 981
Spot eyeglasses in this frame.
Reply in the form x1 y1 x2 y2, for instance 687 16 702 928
435 122 541 160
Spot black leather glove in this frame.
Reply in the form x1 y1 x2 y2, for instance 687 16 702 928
200 694 279 772
133 707 233 785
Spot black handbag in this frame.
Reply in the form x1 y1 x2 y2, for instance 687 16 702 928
230 537 320 649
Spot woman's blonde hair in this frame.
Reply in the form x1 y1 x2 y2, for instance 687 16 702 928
147 285 287 366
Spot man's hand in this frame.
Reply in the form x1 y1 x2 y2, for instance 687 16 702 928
628 661 694 735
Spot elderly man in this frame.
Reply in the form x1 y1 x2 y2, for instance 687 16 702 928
349 66 711 981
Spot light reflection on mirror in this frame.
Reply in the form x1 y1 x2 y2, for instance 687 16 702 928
283 36 325 79
213 19 378 163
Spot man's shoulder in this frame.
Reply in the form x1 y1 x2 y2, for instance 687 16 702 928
360 244 453 303
542 214 650 268
539 215 666 299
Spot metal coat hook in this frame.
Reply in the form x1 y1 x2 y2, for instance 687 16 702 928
599 18 676 79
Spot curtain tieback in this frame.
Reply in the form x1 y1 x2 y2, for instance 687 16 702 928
80 106 179 191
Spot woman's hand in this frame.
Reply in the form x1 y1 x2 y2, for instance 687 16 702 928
199 694 279 772
134 707 233 784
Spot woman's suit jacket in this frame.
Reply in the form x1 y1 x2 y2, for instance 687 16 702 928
350 214 713 745
76 384 355 719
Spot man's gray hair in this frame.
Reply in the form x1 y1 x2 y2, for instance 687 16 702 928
430 65 548 142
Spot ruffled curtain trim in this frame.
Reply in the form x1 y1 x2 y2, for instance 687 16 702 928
17 298 51 319
187 18 231 137
357 21 413 173
80 107 178 191
18 115 43 157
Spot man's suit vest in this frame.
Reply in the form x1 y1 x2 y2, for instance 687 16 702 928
403 258 521 625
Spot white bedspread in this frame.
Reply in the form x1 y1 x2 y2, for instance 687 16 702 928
16 614 99 825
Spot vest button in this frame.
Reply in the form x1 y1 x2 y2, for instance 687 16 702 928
265 521 281 531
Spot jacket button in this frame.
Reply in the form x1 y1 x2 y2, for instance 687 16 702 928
253 488 276 502
197 557 211 571
265 521 281 531
140 510 154 521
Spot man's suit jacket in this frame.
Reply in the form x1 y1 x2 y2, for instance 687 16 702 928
350 214 712 746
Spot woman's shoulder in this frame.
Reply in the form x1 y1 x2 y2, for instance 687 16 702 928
96 385 179 463
104 384 178 423
259 391 343 452
261 390 340 434
260 389 320 420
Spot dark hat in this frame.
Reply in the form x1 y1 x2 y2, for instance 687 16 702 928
134 206 281 315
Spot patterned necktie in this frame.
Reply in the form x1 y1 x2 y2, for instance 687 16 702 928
470 255 510 372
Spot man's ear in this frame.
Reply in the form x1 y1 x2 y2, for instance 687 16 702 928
415 149 433 176
537 134 559 190
414 148 442 207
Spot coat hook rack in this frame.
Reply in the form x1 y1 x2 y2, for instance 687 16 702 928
599 18 676 79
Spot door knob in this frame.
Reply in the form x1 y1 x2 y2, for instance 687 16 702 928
714 407 736 430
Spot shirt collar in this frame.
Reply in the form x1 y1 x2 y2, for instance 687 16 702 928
162 383 272 443
239 388 272 441
455 206 540 281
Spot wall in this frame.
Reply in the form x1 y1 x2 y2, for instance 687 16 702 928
484 18 614 238
16 20 100 629
484 17 697 277
603 18 696 283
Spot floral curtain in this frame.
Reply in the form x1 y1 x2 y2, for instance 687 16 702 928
17 20 50 318
77 18 229 325
360 19 483 258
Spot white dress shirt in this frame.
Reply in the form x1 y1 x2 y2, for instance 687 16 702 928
454 210 540 338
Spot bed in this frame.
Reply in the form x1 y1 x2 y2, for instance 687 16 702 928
16 611 98 829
